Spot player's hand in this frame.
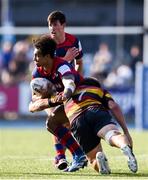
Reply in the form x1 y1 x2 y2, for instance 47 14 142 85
32 95 42 102
63 47 79 61
29 99 49 112
50 93 67 103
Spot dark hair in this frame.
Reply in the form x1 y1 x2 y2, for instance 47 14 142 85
47 10 66 25
33 35 56 58
82 77 101 88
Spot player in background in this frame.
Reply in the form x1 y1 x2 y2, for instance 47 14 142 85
30 76 138 174
46 10 110 172
47 10 83 74
29 35 88 172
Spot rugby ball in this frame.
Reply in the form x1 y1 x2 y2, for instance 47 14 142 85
30 78 55 96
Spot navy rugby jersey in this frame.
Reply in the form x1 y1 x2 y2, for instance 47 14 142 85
32 57 83 92
56 33 83 65
64 85 114 122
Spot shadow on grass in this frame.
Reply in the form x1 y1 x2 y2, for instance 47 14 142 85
0 171 98 178
111 172 148 177
1 171 148 178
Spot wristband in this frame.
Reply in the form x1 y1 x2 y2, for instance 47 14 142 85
48 98 52 107
63 88 73 99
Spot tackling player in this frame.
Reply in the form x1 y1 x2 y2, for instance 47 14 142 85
62 79 138 173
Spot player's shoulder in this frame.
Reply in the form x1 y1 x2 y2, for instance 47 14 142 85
54 57 66 64
54 57 70 68
65 32 78 43
55 56 70 64
32 66 40 76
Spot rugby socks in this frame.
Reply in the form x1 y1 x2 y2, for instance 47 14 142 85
54 136 66 160
55 126 84 157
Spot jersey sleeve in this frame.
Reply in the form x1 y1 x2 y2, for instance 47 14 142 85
74 38 83 60
57 62 74 78
32 67 42 79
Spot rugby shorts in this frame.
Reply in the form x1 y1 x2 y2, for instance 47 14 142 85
70 106 116 154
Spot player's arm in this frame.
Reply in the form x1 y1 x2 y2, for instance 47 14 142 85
62 48 83 74
102 89 133 147
29 98 49 112
108 100 129 133
63 38 83 74
57 63 77 102
61 74 76 101
52 74 76 103
75 39 83 74
63 47 79 62
29 96 62 113
108 100 133 147
75 58 83 75
29 87 49 113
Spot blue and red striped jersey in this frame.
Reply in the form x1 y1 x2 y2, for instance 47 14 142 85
56 33 83 64
32 57 83 92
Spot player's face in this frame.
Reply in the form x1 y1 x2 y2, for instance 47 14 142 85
48 20 65 39
33 48 48 67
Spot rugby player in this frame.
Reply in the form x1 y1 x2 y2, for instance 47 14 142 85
29 35 88 172
63 80 138 173
47 10 83 74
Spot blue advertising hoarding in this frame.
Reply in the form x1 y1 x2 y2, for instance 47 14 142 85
135 64 148 130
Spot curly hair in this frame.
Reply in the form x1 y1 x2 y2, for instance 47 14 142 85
33 34 57 58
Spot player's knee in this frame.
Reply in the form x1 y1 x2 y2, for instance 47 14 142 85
104 130 121 145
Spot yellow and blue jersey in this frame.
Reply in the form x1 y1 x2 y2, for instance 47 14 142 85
64 85 114 122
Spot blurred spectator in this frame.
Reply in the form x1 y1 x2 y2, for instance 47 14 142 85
83 53 93 77
1 40 31 85
90 42 113 83
103 45 141 88
1 41 13 70
103 65 133 88
129 45 142 77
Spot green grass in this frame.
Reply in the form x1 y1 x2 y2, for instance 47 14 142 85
0 129 148 179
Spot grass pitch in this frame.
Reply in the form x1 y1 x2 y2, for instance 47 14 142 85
0 128 148 179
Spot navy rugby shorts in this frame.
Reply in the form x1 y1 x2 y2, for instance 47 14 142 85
70 106 116 154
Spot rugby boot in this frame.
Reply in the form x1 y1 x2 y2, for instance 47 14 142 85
55 156 68 170
96 152 111 174
67 154 88 172
121 145 138 173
